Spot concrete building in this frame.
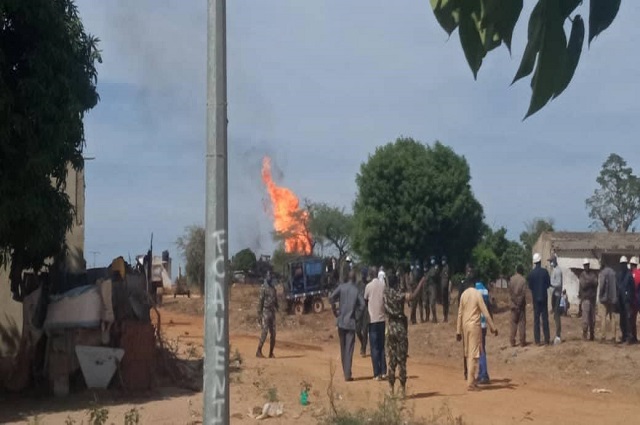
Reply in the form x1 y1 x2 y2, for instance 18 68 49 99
0 166 85 357
532 231 640 308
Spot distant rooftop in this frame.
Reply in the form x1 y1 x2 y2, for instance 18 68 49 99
536 231 640 253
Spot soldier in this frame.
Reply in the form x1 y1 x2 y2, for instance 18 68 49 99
440 256 451 322
384 268 425 398
256 271 278 358
422 256 440 323
409 260 424 324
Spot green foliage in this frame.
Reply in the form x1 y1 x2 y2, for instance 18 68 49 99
0 0 100 289
430 0 619 118
271 245 296 277
519 218 554 255
308 202 353 259
352 138 484 271
232 248 257 272
322 396 465 425
87 406 109 425
586 154 640 232
124 408 141 425
472 226 527 282
176 225 205 292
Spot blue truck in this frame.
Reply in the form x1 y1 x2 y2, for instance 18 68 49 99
283 256 329 315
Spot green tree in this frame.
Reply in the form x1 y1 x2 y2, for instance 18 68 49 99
352 138 484 270
472 243 500 284
430 0 620 118
0 0 100 297
519 217 555 256
586 153 640 233
473 225 528 281
232 248 257 272
308 202 353 260
176 225 205 292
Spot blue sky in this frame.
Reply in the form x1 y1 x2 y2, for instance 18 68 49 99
75 0 639 274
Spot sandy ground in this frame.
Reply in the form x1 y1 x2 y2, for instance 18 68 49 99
2 285 640 424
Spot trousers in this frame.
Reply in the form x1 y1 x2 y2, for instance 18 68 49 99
510 306 526 346
599 303 618 341
368 322 387 377
581 298 596 339
533 300 550 344
338 328 356 380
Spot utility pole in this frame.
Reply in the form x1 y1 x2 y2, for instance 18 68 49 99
89 251 100 268
204 0 229 424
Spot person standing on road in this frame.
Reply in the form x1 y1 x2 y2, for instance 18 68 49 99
549 256 563 344
527 253 551 346
330 270 365 381
597 258 617 342
440 256 451 322
509 265 527 347
356 267 370 357
578 259 598 341
364 267 387 380
422 256 440 323
475 280 492 384
457 284 498 391
628 257 640 343
384 268 425 398
256 271 279 358
409 261 424 324
617 256 636 344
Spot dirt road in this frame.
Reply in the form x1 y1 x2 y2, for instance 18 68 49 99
3 287 640 424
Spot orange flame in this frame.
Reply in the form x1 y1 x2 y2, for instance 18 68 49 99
261 156 312 255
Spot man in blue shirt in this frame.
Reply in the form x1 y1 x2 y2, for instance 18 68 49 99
475 280 492 384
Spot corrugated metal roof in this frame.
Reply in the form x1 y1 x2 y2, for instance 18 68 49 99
538 231 640 253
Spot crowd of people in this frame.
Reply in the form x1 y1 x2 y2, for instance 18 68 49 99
254 251 640 397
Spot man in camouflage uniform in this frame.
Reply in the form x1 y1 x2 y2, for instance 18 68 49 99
422 256 440 323
409 261 424 324
256 271 278 358
440 256 451 322
385 269 425 397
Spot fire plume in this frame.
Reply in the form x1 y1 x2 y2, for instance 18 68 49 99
261 156 312 255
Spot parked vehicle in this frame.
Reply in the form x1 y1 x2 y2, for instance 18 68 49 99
283 256 328 315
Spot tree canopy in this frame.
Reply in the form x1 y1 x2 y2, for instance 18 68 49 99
430 0 620 118
0 0 100 296
308 202 353 260
231 248 257 272
586 153 640 232
176 225 205 292
352 138 484 270
519 217 555 255
473 225 528 283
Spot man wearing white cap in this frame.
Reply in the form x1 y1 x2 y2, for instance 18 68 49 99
578 258 598 341
527 253 551 345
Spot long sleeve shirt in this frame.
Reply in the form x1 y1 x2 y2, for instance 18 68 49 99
330 282 365 331
457 287 496 334
509 273 527 310
550 267 563 297
527 265 551 302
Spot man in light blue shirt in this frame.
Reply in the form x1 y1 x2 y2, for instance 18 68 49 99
475 281 492 384
549 256 563 344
